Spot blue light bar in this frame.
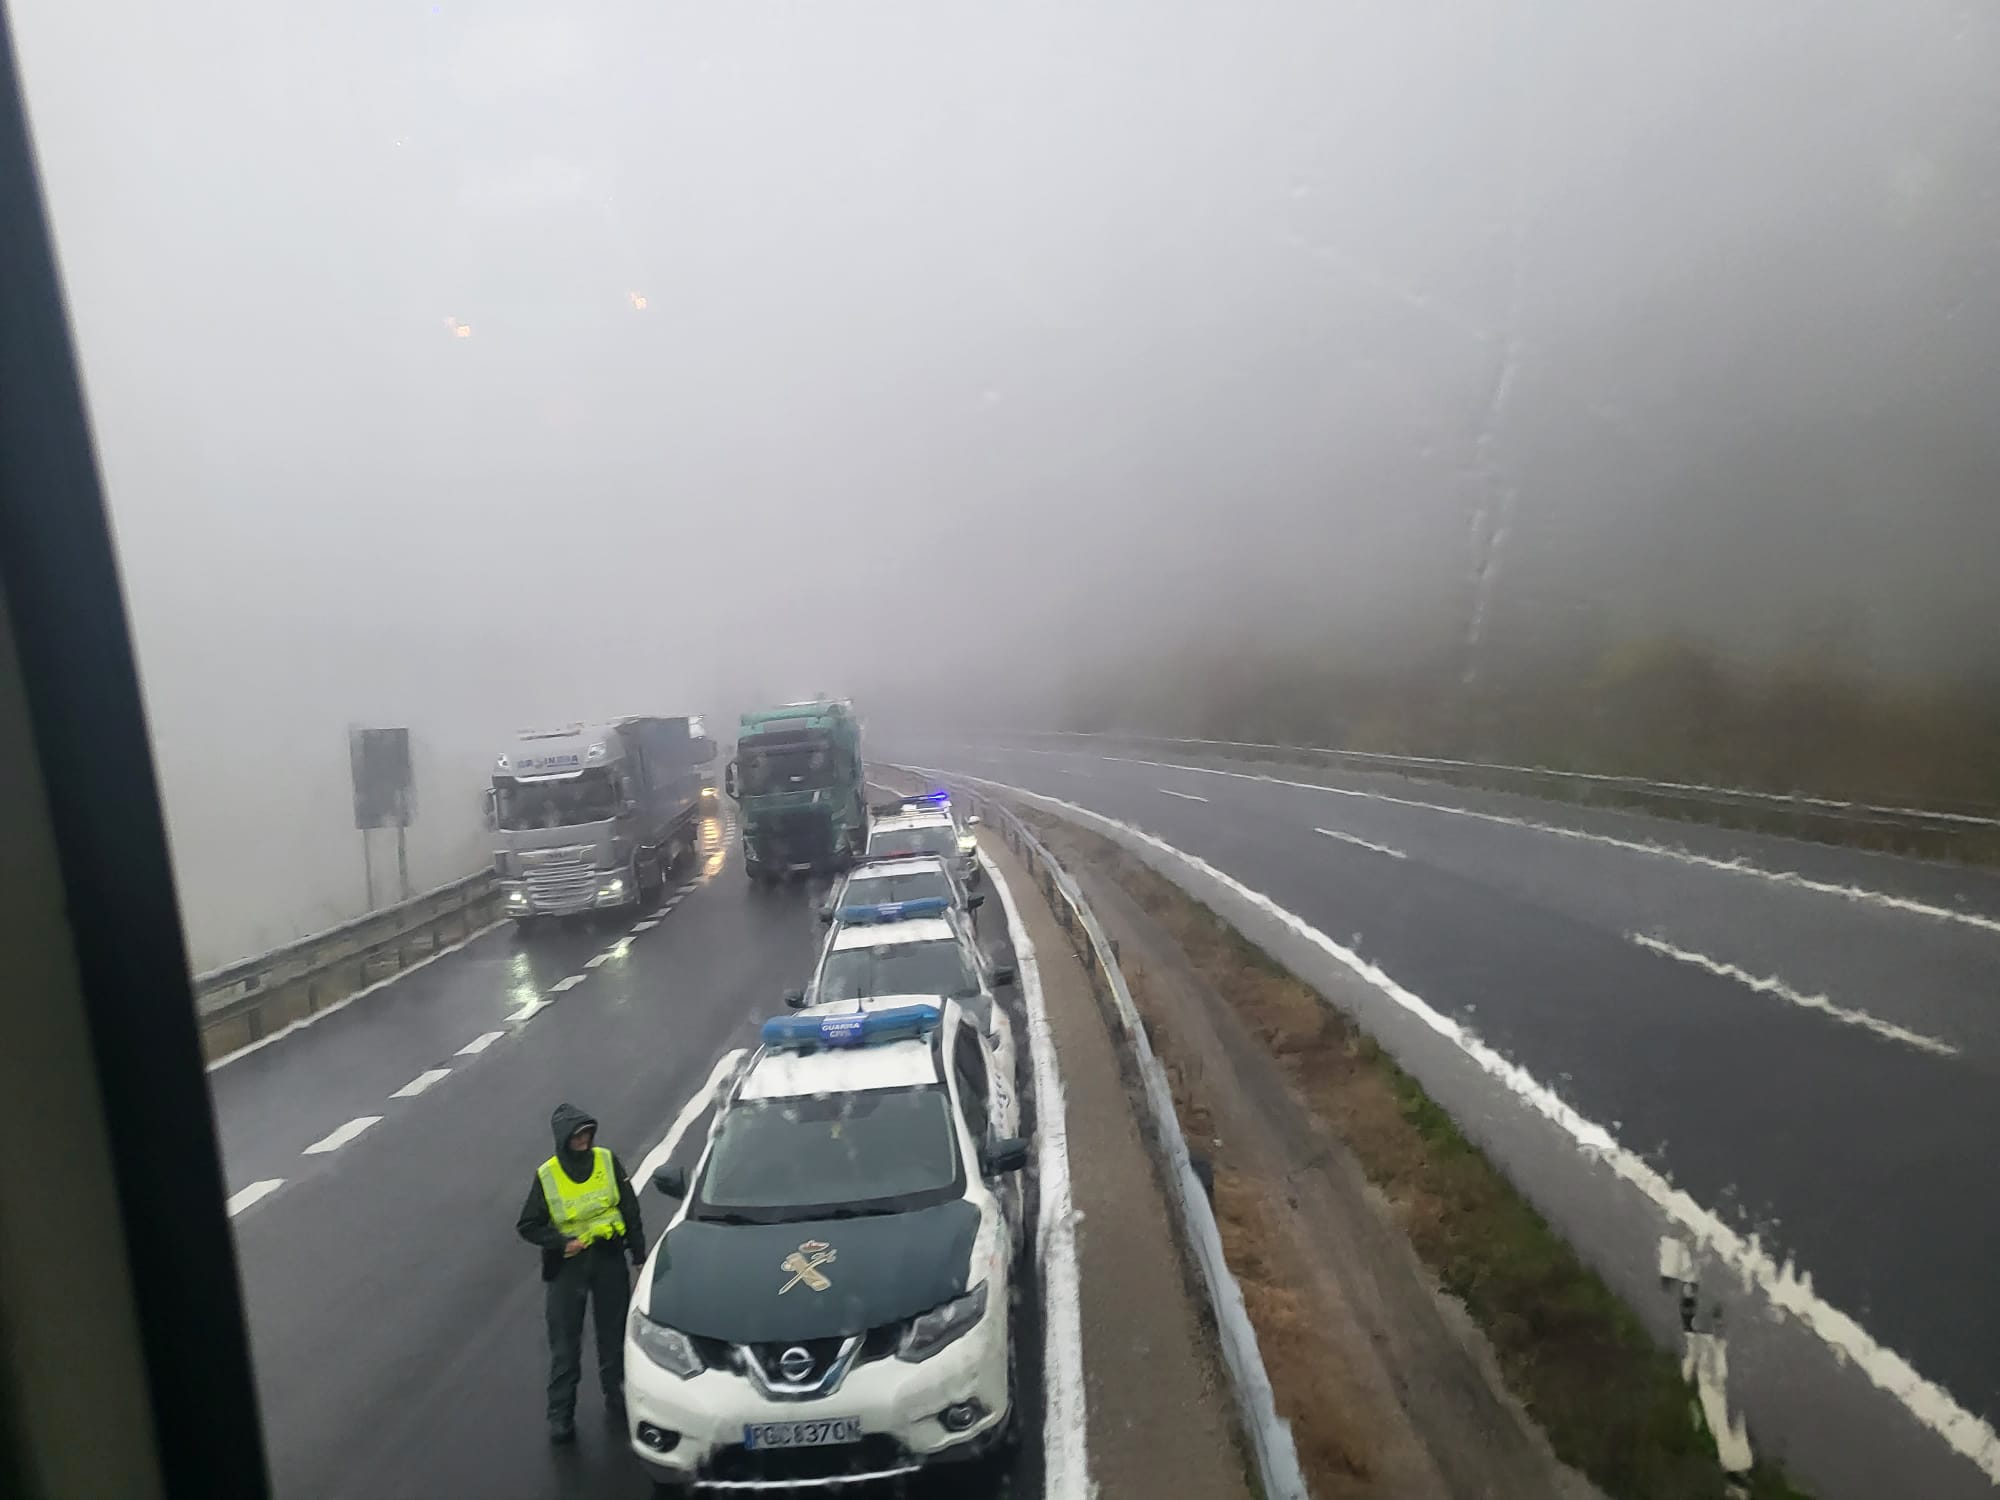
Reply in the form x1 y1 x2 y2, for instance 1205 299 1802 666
903 791 952 809
837 896 950 924
760 1004 943 1051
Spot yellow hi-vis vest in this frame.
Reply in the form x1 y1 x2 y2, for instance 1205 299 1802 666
537 1147 626 1247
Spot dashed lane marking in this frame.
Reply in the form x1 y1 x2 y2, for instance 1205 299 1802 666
457 1031 504 1056
584 952 612 969
1315 827 1408 860
302 1116 382 1155
390 1068 452 1099
508 999 551 1024
1629 934 1959 1057
227 1179 285 1216
631 919 660 933
550 975 586 993
1158 787 1208 803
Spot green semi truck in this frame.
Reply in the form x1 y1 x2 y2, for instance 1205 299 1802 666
725 699 867 882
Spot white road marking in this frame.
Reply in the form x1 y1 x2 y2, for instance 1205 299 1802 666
457 1030 504 1056
678 882 700 895
980 847 1092 1499
912 767 2000 1484
1082 752 2000 937
1629 934 1958 1057
662 899 680 912
1157 787 1208 803
227 1179 285 1216
205 919 507 1072
390 1068 452 1098
1315 827 1407 860
302 1116 382 1155
633 1048 750 1189
631 919 659 933
550 975 585 993
584 952 613 968
1685 1332 1754 1474
508 999 551 1024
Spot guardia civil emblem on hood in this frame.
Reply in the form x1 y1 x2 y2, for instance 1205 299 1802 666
778 1239 836 1294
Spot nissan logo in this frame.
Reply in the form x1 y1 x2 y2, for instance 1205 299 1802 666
778 1346 814 1382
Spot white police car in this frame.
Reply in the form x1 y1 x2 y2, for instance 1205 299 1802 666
866 796 981 888
794 914 1018 1103
624 1000 1028 1491
817 853 983 929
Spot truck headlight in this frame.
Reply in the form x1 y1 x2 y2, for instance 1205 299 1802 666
601 877 625 896
630 1309 704 1379
897 1281 988 1363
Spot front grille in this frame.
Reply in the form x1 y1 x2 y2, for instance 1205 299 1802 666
858 1323 902 1363
690 1335 738 1373
762 810 832 862
748 1336 846 1387
524 857 595 904
706 1434 908 1484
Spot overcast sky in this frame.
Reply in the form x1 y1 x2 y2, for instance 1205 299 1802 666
11 0 2000 957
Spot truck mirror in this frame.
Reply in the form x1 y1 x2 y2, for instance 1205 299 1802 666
481 788 498 832
724 760 739 799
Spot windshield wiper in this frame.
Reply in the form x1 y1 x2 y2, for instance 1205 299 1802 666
693 1209 772 1225
820 1205 901 1220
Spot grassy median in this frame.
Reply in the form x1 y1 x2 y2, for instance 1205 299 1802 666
1020 807 1812 1500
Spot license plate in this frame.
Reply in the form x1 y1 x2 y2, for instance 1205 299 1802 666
743 1417 862 1450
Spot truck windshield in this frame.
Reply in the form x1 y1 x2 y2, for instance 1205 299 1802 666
817 938 980 1002
693 1087 960 1219
496 769 619 830
740 740 838 795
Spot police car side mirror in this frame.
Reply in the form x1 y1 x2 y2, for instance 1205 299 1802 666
983 1137 1029 1175
817 905 834 924
783 988 807 1010
653 1164 688 1199
966 815 982 828
966 893 985 911
991 963 1017 988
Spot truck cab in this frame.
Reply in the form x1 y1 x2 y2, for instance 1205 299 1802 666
728 700 866 882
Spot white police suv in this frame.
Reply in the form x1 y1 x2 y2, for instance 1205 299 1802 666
624 1000 1029 1491
816 853 983 929
865 792 981 887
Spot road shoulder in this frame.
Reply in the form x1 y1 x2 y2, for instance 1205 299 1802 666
983 832 1255 1500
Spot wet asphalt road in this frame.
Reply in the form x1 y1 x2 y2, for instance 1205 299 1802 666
882 732 2000 1475
218 830 1039 1500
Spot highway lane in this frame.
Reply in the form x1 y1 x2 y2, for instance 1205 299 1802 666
886 733 2000 1481
219 828 1042 1498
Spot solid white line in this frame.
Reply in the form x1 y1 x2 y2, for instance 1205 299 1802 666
301 1115 382 1155
1315 827 1407 860
457 1030 504 1056
205 918 507 1072
227 1179 284 1216
1158 787 1208 803
550 975 585 993
1629 934 1958 1057
913 767 2000 1483
980 847 1092 1499
633 1048 750 1188
1085 752 2000 936
390 1067 452 1098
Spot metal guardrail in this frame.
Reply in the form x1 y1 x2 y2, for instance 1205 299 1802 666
879 765 1310 1500
192 871 500 1060
986 729 2000 834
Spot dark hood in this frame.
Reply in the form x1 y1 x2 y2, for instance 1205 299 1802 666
646 1201 979 1342
550 1101 598 1180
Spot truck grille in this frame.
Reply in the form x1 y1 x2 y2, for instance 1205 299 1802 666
524 856 596 904
765 809 833 862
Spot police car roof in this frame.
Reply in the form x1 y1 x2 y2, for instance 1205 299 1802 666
739 997 949 1099
829 917 956 950
848 856 950 880
871 810 954 832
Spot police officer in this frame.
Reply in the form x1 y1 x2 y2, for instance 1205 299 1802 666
516 1102 647 1443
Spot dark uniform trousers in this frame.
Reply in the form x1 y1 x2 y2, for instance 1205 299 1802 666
546 1241 631 1424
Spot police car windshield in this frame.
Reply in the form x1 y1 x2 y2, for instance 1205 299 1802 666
844 870 954 907
495 769 618 830
818 939 979 1002
694 1087 961 1220
867 827 959 861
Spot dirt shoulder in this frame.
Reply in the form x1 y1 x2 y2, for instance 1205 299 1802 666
982 832 1255 1500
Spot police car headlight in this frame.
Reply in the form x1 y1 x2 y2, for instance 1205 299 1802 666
897 1281 988 1363
629 1309 703 1379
